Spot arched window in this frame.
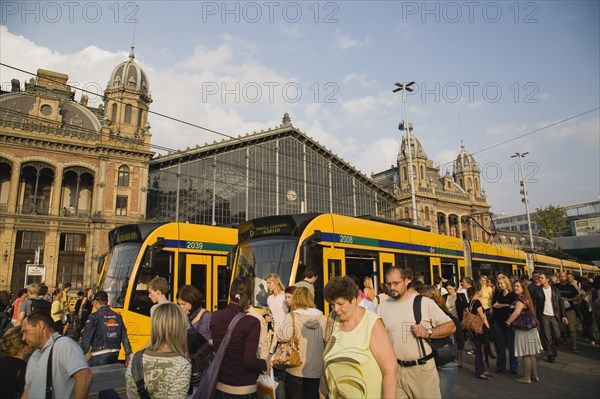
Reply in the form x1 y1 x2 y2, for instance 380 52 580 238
403 167 407 181
111 103 117 123
118 165 130 187
425 206 430 221
405 207 410 220
124 104 132 124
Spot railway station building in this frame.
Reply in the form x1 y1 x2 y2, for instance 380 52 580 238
0 49 154 292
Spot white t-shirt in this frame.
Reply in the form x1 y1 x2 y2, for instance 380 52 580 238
542 286 554 316
267 292 288 330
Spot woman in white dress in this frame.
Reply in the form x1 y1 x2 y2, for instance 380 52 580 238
506 280 542 384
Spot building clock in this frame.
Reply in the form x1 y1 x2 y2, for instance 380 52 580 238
286 189 297 202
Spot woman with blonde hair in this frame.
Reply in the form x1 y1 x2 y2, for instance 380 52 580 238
492 274 518 374
0 326 32 398
265 273 288 332
277 287 327 399
125 302 191 399
363 276 375 301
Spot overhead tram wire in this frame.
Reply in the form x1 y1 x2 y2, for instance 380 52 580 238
435 107 600 170
0 62 379 190
2 63 598 191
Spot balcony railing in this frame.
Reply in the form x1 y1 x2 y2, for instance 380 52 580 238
17 205 50 215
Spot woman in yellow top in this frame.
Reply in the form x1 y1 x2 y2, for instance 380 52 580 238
50 289 64 333
319 276 397 399
479 275 493 310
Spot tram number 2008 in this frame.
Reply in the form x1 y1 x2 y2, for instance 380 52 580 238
186 241 204 250
339 235 353 244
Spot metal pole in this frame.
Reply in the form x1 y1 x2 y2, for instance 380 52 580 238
175 164 180 222
403 90 418 225
515 153 535 250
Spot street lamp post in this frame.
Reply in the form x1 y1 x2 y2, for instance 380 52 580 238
511 152 535 251
393 81 418 225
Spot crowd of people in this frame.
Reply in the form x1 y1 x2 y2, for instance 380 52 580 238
1 267 599 398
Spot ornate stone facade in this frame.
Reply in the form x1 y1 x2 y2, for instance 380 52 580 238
0 49 154 292
372 134 492 241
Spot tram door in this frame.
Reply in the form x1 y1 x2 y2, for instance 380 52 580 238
323 247 344 316
379 253 395 293
186 254 226 312
430 257 441 285
441 258 459 285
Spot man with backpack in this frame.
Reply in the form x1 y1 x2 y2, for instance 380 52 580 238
15 283 52 326
378 267 456 399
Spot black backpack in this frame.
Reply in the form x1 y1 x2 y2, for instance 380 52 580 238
28 298 52 317
413 295 457 367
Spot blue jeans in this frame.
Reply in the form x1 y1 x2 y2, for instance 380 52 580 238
495 322 519 372
437 361 458 399
90 351 119 366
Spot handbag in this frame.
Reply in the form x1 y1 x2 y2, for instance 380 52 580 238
193 312 245 399
511 302 539 330
257 367 278 399
461 301 483 335
271 312 302 370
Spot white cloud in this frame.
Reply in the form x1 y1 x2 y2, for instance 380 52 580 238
333 29 369 50
277 24 302 38
342 73 377 88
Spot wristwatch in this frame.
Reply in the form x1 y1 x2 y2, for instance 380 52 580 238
427 328 433 339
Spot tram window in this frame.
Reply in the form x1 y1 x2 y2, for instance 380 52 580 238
129 249 174 316
459 266 466 280
441 258 458 285
328 259 342 280
190 263 208 309
395 253 431 284
216 266 231 310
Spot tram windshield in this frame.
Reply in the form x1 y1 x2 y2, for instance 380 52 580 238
234 236 298 309
98 242 141 308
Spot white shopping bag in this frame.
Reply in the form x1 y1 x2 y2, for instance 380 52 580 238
257 368 278 399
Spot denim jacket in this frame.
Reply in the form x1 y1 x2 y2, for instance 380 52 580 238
81 305 132 357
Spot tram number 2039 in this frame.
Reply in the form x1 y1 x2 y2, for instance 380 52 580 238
186 241 204 250
339 235 353 244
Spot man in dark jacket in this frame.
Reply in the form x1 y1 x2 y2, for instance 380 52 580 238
533 271 567 363
81 291 132 366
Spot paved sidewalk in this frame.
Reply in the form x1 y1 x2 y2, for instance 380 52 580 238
452 340 600 398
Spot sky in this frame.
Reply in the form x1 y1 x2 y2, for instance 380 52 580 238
1 0 599 216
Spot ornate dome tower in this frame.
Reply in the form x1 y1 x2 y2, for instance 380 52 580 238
397 132 429 190
103 46 152 142
453 141 481 197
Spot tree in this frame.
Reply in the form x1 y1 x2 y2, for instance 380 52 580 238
533 205 567 239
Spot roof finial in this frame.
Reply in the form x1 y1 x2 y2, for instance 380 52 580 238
458 113 464 149
282 112 291 126
129 22 136 61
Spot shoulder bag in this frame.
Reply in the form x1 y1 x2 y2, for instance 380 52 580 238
188 311 215 388
45 336 65 399
511 299 539 330
414 295 457 367
131 349 151 399
193 312 245 399
271 312 302 370
461 300 483 335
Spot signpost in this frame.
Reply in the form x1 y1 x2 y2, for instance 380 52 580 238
24 246 46 287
